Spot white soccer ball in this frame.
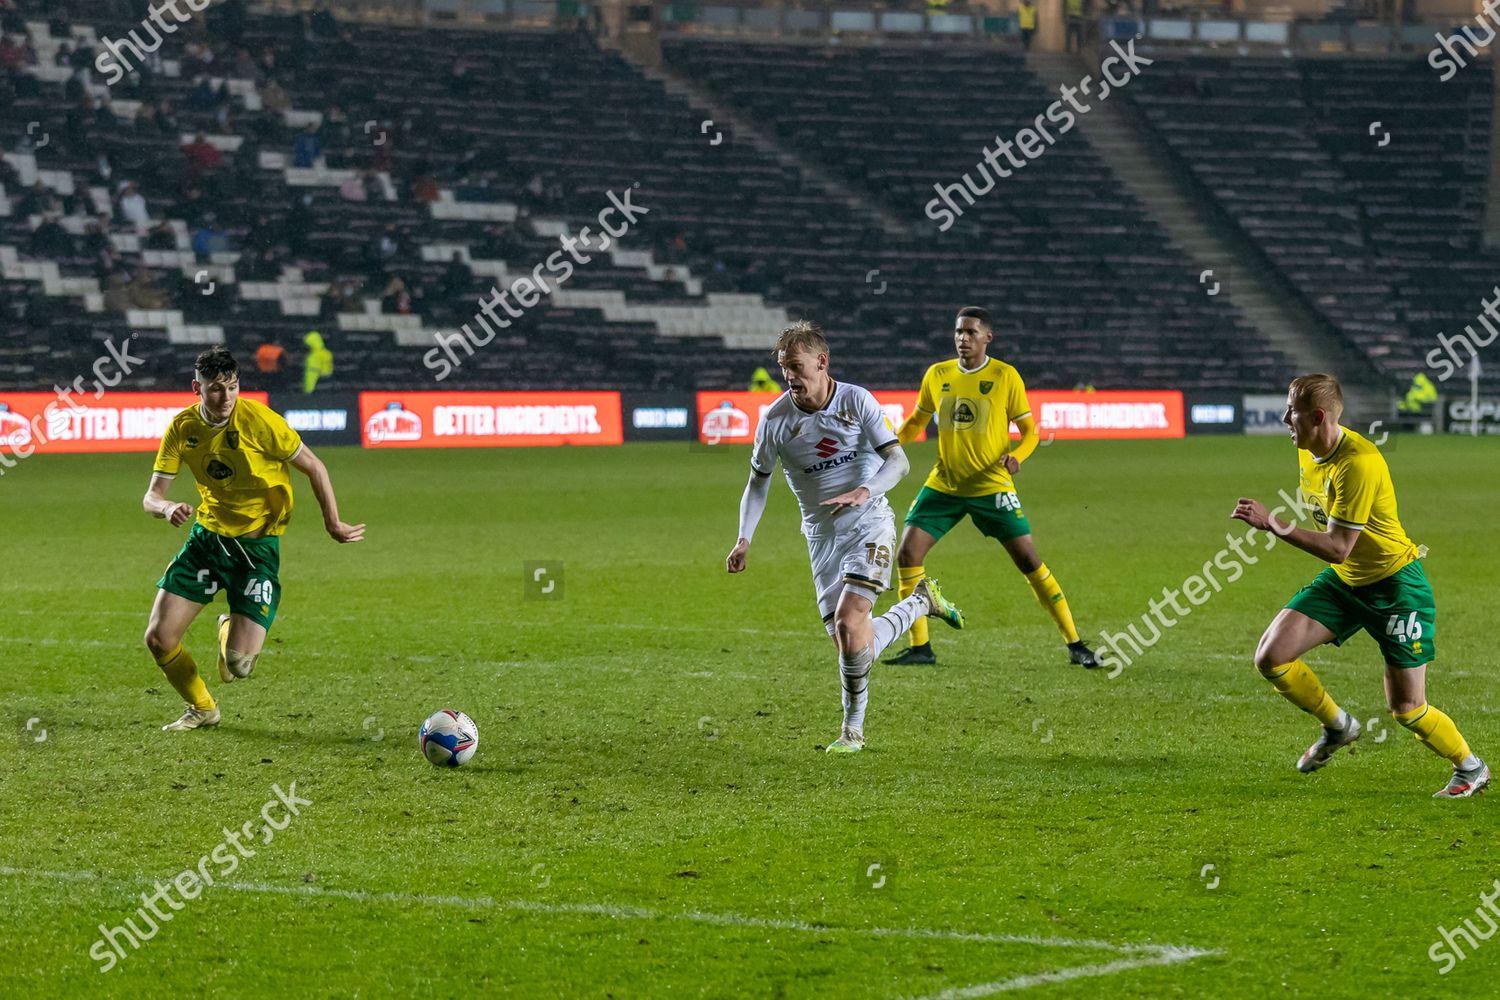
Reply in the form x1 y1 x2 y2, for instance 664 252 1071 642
419 709 479 768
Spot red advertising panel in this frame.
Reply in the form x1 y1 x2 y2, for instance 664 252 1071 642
695 391 926 445
1026 391 1185 440
360 392 623 448
0 392 268 454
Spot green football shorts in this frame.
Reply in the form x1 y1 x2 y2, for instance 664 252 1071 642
1285 561 1435 668
157 523 283 629
904 485 1033 543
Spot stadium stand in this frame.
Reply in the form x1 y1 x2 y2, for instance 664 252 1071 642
4 2 1299 395
1124 54 1499 389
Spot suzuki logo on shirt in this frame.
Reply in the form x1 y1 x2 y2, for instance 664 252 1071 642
804 437 855 474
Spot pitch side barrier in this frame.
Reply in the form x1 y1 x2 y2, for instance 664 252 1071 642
0 390 1199 453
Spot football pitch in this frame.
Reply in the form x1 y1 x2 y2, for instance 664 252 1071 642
2 435 1495 997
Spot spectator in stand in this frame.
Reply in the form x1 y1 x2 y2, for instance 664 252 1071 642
292 123 321 168
191 215 230 258
446 57 473 98
338 170 369 202
255 335 287 390
410 169 440 203
118 182 151 231
28 214 72 258
0 31 32 72
102 270 132 312
302 330 334 393
181 131 224 180
310 3 341 38
439 252 472 301
231 46 257 81
260 77 291 113
127 267 168 309
381 275 413 314
187 74 219 112
144 220 177 251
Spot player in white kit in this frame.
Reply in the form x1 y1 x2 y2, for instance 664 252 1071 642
726 321 967 753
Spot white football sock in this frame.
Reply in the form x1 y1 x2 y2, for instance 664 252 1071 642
871 593 927 660
838 644 873 733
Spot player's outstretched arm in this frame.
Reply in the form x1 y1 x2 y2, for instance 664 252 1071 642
142 474 193 526
896 406 933 445
1231 497 1358 564
728 470 771 573
291 445 365 543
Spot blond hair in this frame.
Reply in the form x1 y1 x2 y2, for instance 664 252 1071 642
773 319 829 361
1288 373 1344 419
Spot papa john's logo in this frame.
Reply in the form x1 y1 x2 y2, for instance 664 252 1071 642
0 404 32 447
701 402 750 444
813 436 840 458
365 401 423 444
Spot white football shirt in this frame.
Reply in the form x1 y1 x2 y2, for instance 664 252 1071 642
750 380 899 538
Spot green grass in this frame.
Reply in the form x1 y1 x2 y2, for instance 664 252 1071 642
2 436 1496 997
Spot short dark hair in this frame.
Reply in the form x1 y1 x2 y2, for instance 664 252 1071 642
194 346 239 383
955 306 991 329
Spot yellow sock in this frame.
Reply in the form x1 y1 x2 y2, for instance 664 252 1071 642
1261 659 1343 728
1395 703 1473 766
898 566 929 647
155 644 215 711
1024 563 1079 644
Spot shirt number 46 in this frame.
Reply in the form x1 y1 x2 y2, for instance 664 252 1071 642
1385 612 1423 644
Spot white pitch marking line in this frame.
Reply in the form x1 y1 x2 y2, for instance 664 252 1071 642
907 946 1218 1000
0 866 1218 992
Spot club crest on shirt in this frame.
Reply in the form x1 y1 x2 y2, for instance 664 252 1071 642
979 381 994 395
225 430 240 449
834 409 858 427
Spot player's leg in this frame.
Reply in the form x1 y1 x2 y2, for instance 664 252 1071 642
1387 666 1488 797
828 586 877 752
888 524 940 664
149 524 227 730
887 487 963 664
1253 599 1360 772
144 589 219 731
1368 564 1487 797
220 534 281 682
987 498 1098 666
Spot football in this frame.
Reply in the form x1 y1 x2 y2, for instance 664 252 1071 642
419 709 479 768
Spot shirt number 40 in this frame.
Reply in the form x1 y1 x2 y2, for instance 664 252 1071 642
1385 612 1423 644
243 579 273 605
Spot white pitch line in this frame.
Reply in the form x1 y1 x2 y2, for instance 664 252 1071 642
0 865 1217 993
907 947 1218 1000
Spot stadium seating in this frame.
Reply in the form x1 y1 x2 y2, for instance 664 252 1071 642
1124 55 1499 389
4 4 1296 394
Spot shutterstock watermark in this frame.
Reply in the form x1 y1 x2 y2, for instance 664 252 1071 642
1429 878 1500 974
424 185 649 381
1429 6 1500 82
925 39 1152 232
95 0 219 86
1421 284 1499 382
88 782 310 972
1097 487 1314 677
0 335 144 478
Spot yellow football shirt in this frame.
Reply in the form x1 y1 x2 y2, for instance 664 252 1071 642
1296 426 1420 587
913 357 1031 497
153 397 304 537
